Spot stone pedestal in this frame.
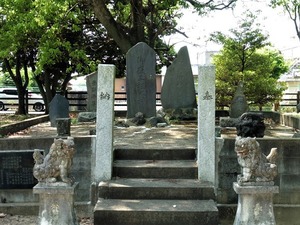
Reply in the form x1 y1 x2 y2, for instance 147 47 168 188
233 182 279 225
56 118 71 136
33 182 79 225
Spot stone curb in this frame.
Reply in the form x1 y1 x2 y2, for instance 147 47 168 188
0 115 49 137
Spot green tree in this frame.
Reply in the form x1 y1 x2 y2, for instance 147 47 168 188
211 12 289 110
0 0 97 114
88 0 238 60
270 0 300 41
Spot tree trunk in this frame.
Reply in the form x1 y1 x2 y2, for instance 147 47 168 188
90 0 133 53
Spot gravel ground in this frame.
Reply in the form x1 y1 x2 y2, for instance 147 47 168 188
0 213 93 225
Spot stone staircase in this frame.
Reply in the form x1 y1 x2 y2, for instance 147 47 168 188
94 148 219 225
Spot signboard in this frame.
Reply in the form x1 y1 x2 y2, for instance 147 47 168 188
0 150 43 189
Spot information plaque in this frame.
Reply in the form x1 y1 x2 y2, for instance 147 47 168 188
0 150 43 189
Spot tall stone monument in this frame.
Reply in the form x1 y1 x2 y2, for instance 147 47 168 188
126 42 156 118
230 82 249 118
86 71 97 112
161 46 197 110
233 136 279 225
49 94 70 127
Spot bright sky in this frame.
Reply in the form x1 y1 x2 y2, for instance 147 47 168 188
166 0 300 64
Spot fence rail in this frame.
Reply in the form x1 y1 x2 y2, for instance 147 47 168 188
1 91 300 111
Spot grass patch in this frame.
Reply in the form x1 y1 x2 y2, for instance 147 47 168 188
0 114 36 126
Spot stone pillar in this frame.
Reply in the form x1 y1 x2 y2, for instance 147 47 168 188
94 64 115 183
33 182 79 225
56 118 71 137
233 182 279 225
197 66 216 184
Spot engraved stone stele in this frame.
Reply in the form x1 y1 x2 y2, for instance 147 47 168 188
86 71 97 112
233 136 279 225
126 42 156 118
33 137 79 225
49 94 70 127
161 46 197 110
230 82 249 118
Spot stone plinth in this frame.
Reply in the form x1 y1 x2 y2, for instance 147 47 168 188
56 118 71 137
233 182 279 225
33 182 79 225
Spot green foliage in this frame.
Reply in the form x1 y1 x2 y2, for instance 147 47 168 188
211 11 289 110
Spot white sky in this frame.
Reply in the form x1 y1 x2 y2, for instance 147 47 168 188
166 0 300 64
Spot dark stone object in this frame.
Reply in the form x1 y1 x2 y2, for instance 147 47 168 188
230 82 249 118
56 118 71 136
126 42 157 118
236 112 265 137
0 150 43 189
77 112 97 122
161 46 197 109
49 94 69 127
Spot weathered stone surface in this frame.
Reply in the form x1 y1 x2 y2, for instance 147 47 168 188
77 112 97 122
233 182 279 225
33 182 79 225
126 42 156 118
86 71 97 112
161 46 196 110
230 82 248 118
49 94 69 127
56 118 71 137
236 112 265 138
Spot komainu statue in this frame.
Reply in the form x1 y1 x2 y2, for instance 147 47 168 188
33 137 75 184
234 136 278 184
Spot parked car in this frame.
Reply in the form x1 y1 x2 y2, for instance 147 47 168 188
0 88 44 112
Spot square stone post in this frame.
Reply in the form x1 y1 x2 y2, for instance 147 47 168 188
33 182 79 225
198 66 216 184
94 64 115 183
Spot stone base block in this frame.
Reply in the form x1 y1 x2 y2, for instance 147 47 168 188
33 182 79 225
233 182 279 225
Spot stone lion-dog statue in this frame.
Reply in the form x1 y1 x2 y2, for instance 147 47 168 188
33 137 75 184
234 136 278 184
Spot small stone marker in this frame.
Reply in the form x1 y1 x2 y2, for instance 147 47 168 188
161 46 196 109
86 71 97 112
49 94 70 127
56 118 71 137
126 42 156 118
0 150 43 189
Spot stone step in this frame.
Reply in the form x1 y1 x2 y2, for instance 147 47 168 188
98 178 215 200
113 160 197 179
114 148 196 160
94 199 218 225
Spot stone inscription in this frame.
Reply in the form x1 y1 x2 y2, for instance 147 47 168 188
100 92 110 100
0 150 43 189
203 91 213 100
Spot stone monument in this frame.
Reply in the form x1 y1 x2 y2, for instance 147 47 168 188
233 136 279 225
86 71 97 112
33 137 79 225
161 46 197 110
49 94 70 127
126 42 156 118
230 82 249 118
